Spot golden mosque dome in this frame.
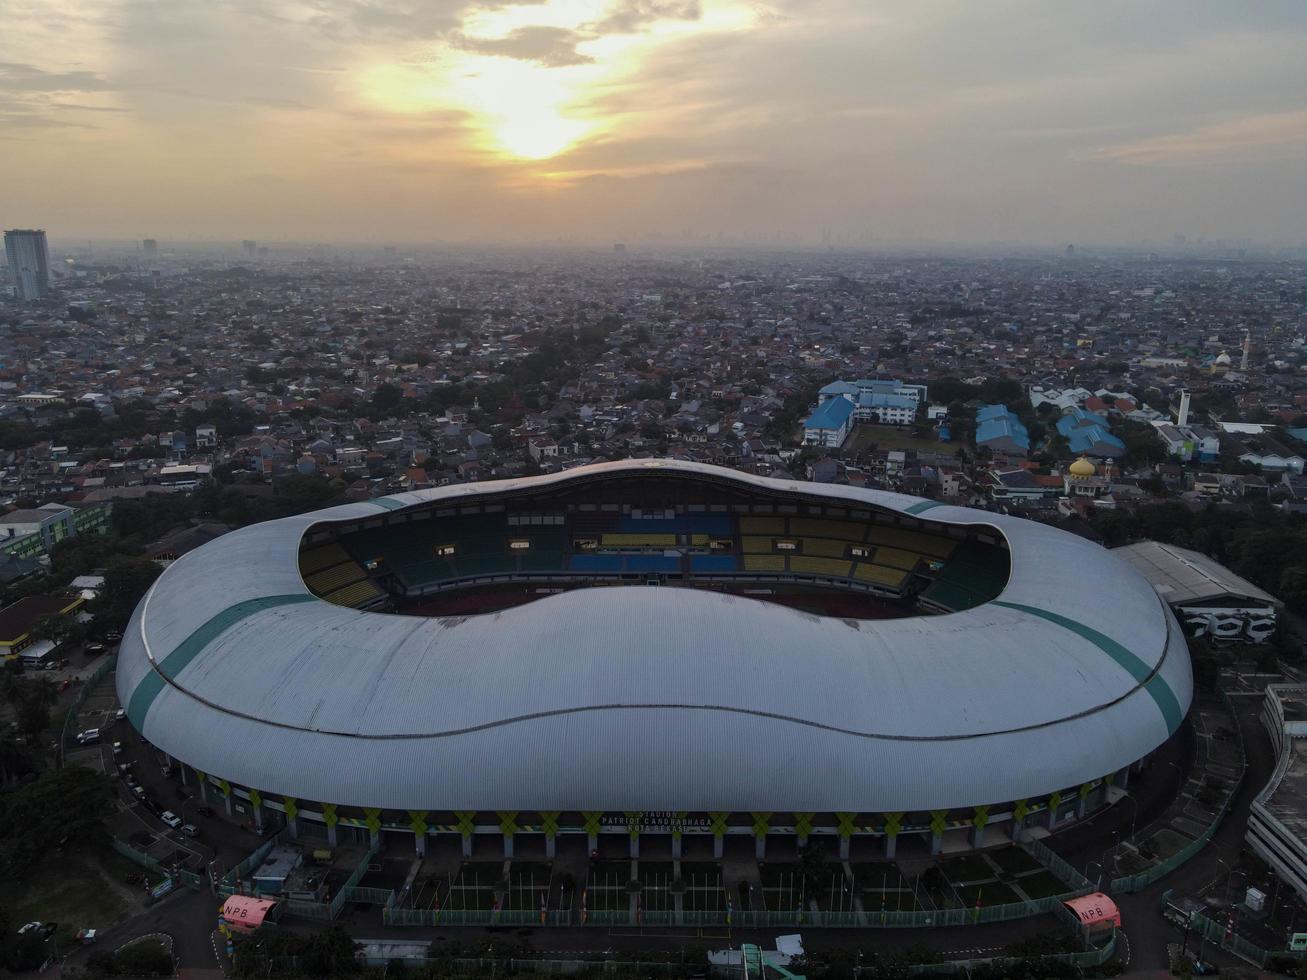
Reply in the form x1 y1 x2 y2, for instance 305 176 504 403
1068 457 1096 478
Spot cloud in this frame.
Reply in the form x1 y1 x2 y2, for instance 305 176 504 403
450 25 593 67
0 62 113 93
589 0 702 34
1082 109 1307 166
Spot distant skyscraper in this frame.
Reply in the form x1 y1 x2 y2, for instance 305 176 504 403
4 229 51 301
143 238 158 257
613 242 626 254
242 239 257 256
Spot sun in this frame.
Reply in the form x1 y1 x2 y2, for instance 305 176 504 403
358 0 762 163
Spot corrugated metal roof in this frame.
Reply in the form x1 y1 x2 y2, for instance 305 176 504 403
1113 539 1280 609
116 460 1192 812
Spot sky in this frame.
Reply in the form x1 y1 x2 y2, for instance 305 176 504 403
2 0 1306 246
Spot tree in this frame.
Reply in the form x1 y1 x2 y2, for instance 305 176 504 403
0 767 114 878
370 383 403 413
92 557 163 630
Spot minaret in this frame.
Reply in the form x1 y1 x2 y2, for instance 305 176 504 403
1177 390 1191 428
1241 331 1251 371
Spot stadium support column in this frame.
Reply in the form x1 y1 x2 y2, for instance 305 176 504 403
195 770 209 803
882 813 903 860
1046 791 1062 830
1010 800 1029 843
671 812 688 859
709 812 729 860
794 813 814 850
1077 780 1099 820
283 797 299 838
455 811 476 858
582 812 602 856
1114 766 1130 791
409 811 428 857
363 807 383 849
541 811 560 859
179 764 189 787
751 812 771 861
835 813 856 861
322 804 339 847
970 806 989 849
248 788 264 833
624 812 642 859
928 810 948 856
218 778 234 817
498 811 519 858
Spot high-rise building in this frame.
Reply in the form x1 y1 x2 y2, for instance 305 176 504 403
4 229 51 301
241 239 257 256
143 238 158 257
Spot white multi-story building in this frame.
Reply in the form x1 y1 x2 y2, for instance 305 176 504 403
816 378 926 427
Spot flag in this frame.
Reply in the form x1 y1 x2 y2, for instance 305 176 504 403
581 888 588 925
973 887 982 922
726 899 733 926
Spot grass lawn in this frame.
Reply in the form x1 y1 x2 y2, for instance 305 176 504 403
985 847 1044 875
2 848 137 947
956 880 1020 907
1013 870 1072 899
845 425 951 455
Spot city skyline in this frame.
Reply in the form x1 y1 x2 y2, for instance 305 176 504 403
2 1 1306 245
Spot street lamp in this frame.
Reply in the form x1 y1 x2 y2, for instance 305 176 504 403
1118 793 1140 840
1166 761 1185 798
1085 860 1104 890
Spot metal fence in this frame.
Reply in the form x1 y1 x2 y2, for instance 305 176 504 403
110 837 205 891
1110 691 1247 894
909 927 1117 975
60 654 117 768
1187 910 1306 970
217 824 296 896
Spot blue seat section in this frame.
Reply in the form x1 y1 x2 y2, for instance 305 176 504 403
568 554 625 572
624 555 681 573
617 514 734 536
690 554 738 573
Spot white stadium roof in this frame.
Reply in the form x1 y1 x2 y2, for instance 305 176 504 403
117 460 1191 813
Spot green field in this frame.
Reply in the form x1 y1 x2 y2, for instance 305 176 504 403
845 424 950 454
2 848 141 946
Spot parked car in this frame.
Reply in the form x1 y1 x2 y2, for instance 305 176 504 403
160 811 182 829
76 928 97 945
85 643 106 656
160 765 173 778
114 708 125 721
105 631 123 642
17 922 42 935
76 729 100 745
111 741 123 756
181 824 199 838
131 785 146 800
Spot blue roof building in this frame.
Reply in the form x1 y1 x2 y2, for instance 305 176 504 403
802 396 855 448
975 405 1030 456
1056 408 1126 459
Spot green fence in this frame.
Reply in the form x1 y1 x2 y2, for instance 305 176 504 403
1110 692 1247 894
342 886 395 906
111 837 205 891
909 927 1116 975
218 824 296 896
383 908 574 927
1021 837 1093 891
437 959 683 975
60 654 117 767
1187 910 1307 970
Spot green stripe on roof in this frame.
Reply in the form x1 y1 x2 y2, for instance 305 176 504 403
905 500 944 515
370 497 407 511
993 599 1182 733
128 594 318 730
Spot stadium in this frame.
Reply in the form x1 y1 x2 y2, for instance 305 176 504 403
117 459 1192 860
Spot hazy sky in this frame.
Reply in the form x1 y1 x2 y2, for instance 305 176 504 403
3 0 1306 244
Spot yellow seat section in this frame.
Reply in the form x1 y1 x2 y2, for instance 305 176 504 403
867 525 956 558
873 547 923 571
305 562 365 594
800 538 851 558
790 519 865 541
741 535 777 553
323 578 383 608
690 534 710 545
853 564 908 588
790 556 853 577
600 533 677 547
300 543 351 574
740 516 786 534
743 555 786 572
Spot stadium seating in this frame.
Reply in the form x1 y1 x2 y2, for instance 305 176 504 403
920 541 1009 612
739 516 786 534
300 543 352 574
601 533 678 547
568 554 625 573
853 563 909 589
742 555 786 572
324 578 384 608
690 554 738 573
790 556 854 578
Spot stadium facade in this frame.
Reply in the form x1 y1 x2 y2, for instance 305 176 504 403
117 460 1192 859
